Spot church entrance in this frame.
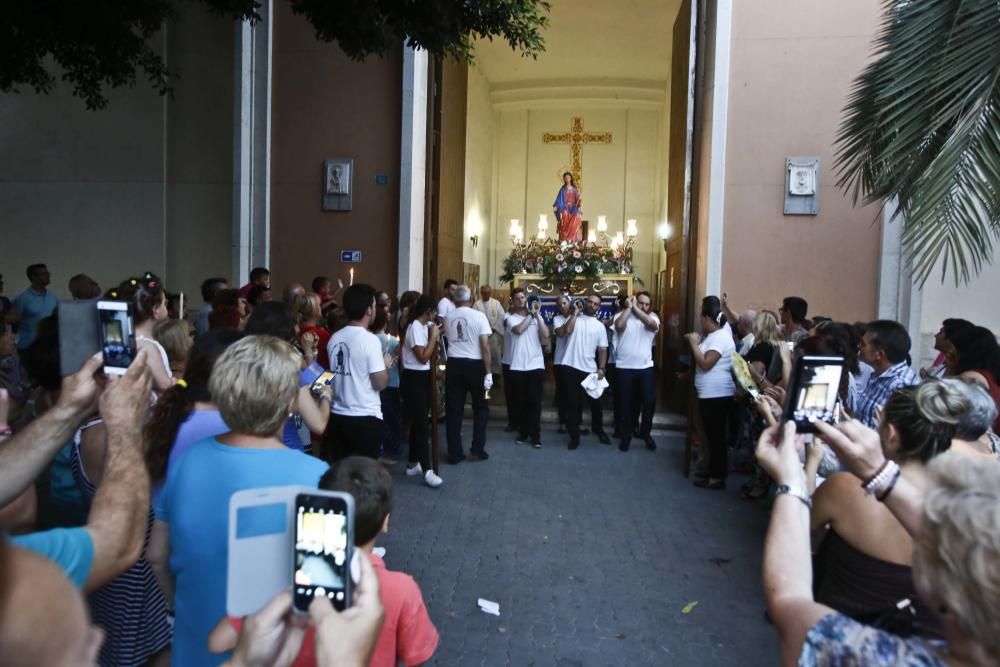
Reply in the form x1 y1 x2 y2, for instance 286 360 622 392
425 0 702 416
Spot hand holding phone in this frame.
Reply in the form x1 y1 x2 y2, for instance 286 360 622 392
97 300 137 375
310 371 335 399
783 356 845 433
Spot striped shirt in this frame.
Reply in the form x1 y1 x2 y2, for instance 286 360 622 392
851 361 919 428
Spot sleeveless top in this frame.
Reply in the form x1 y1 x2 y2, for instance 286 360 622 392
137 334 173 382
814 530 942 640
72 419 172 666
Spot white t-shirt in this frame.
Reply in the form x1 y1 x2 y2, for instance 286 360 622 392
326 325 386 418
437 297 455 319
561 314 608 373
614 312 660 370
695 324 736 399
552 314 569 365
504 313 545 372
402 320 431 371
444 306 491 360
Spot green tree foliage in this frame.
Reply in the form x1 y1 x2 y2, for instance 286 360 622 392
0 0 549 110
835 0 1000 285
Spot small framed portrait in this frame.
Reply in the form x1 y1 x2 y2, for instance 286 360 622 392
323 159 353 211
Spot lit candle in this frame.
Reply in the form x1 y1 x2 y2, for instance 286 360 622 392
587 229 597 244
349 268 354 285
597 216 608 233
626 219 638 238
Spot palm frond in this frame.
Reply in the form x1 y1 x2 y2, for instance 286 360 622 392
835 0 1000 286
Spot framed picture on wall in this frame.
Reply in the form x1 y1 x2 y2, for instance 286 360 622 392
323 159 353 211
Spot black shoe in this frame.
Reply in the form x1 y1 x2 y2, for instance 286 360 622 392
568 440 580 450
532 441 542 449
447 455 466 465
642 435 656 451
693 478 726 490
618 438 631 452
503 424 516 433
595 430 612 445
515 434 530 445
468 451 489 461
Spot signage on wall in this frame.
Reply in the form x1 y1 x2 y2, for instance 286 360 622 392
375 174 389 185
340 250 362 263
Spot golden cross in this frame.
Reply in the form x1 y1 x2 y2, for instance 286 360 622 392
542 116 612 191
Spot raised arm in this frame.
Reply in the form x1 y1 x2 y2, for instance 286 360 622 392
555 308 578 337
83 350 153 592
0 354 103 506
720 292 737 327
479 335 492 374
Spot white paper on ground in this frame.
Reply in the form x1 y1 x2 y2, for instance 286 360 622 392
477 598 501 616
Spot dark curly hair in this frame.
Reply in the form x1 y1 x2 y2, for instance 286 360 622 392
106 272 166 326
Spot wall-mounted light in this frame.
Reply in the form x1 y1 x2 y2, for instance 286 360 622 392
626 219 638 238
597 215 608 233
657 222 672 241
469 235 479 248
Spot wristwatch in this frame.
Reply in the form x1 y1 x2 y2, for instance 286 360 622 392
774 484 812 508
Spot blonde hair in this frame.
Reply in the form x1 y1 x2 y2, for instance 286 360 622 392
208 335 300 436
913 454 1000 657
295 292 322 323
153 319 193 368
752 310 782 347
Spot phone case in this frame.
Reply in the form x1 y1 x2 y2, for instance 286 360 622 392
58 299 100 376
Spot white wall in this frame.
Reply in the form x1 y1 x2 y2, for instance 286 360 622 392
0 5 234 306
462 65 493 277
489 104 667 289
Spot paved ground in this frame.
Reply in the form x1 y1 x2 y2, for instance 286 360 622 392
378 420 780 666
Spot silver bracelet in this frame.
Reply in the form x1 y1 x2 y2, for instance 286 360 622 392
862 460 900 497
774 484 812 508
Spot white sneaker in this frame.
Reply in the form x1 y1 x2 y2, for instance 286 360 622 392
405 463 423 477
424 469 443 488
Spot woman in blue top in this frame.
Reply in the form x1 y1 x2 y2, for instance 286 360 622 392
148 336 330 666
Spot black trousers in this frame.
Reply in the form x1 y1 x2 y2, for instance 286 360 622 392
508 368 544 442
323 414 383 463
616 367 655 439
399 369 432 471
699 397 733 479
445 357 489 460
559 365 604 445
502 363 516 427
553 363 568 425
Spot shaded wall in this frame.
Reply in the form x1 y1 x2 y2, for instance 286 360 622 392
0 6 234 304
270 3 402 294
720 0 882 321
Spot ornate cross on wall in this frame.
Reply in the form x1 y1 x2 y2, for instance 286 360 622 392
542 116 612 191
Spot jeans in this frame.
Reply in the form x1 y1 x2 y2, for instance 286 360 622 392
322 414 384 463
616 367 655 440
698 397 733 479
559 365 604 445
399 369 432 471
508 368 544 442
445 357 489 460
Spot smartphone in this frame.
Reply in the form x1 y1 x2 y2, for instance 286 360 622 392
58 299 100 376
310 370 335 398
97 300 137 375
783 355 846 433
293 491 354 612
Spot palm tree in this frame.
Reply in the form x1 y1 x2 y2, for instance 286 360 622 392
836 0 1000 286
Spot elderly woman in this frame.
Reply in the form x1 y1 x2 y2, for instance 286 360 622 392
758 416 1000 666
938 378 1000 459
148 335 329 666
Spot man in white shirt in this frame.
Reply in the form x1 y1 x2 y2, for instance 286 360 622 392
443 285 493 463
557 294 610 450
472 285 505 375
504 288 549 448
613 292 661 452
436 279 458 321
323 283 391 461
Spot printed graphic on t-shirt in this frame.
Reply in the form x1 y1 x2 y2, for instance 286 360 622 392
451 317 470 343
330 343 352 376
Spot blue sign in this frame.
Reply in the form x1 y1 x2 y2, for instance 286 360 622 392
340 250 362 263
375 174 389 185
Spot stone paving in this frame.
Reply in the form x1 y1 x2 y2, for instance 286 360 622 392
378 421 780 666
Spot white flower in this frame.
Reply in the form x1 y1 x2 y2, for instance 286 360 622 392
574 265 583 273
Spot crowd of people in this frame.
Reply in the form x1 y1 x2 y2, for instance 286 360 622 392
1 260 998 666
689 291 1000 665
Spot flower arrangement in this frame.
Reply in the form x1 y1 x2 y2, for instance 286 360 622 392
500 238 635 286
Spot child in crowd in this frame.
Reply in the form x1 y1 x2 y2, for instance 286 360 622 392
209 456 439 666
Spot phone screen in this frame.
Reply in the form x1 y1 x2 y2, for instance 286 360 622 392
97 301 136 374
786 356 845 432
311 371 335 396
293 493 352 612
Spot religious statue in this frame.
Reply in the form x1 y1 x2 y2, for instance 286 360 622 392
553 172 582 242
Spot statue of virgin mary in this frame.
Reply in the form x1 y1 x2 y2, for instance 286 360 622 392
553 172 582 242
